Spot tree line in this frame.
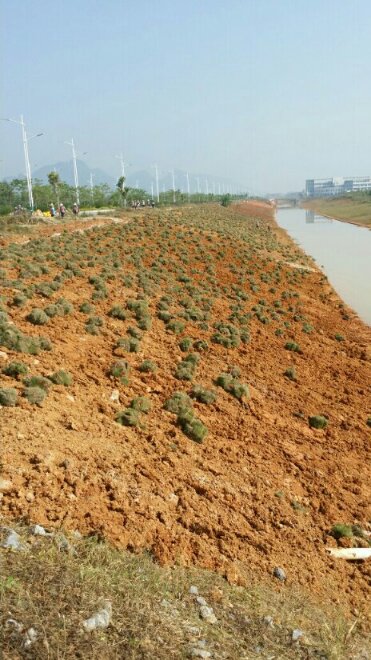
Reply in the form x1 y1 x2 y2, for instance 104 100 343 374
0 172 245 215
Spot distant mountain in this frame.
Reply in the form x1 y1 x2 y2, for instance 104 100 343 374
32 160 115 187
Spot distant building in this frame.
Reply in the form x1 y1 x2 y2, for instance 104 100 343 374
305 176 371 197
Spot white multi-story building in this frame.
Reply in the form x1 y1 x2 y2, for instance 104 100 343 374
306 176 371 197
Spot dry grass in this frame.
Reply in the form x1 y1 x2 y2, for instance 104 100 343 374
0 524 368 659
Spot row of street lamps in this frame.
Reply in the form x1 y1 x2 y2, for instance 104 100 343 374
1 114 241 210
1 115 43 210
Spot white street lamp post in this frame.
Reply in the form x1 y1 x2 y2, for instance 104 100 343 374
1 115 43 210
152 164 160 202
65 138 80 205
170 169 176 203
89 173 95 202
115 153 126 179
186 171 190 202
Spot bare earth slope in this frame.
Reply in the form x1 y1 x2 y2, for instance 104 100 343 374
1 202 370 618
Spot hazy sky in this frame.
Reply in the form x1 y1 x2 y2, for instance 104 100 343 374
1 0 371 192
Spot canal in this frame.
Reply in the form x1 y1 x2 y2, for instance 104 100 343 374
276 208 371 326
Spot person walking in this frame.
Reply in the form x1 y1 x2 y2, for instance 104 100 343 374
59 203 66 219
49 203 55 217
72 202 79 217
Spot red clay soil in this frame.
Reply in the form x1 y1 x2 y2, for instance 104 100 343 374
1 202 370 620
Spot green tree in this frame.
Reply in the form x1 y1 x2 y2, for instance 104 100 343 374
220 193 232 207
116 176 128 207
0 181 15 215
47 171 61 207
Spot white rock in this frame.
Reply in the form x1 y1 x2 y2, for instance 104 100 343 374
199 606 217 624
0 351 8 360
1 529 27 551
110 389 120 402
66 394 75 402
24 627 38 649
189 585 199 595
30 524 51 537
196 596 208 606
0 478 12 492
292 628 303 641
191 649 212 659
83 600 112 632
263 615 274 628
6 618 23 632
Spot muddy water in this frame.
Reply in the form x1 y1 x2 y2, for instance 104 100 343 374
276 208 371 326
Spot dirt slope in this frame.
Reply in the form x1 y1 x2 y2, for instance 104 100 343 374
1 202 370 619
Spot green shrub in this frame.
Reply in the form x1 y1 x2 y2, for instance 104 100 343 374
215 372 233 390
284 341 301 353
138 360 157 373
127 326 142 339
157 310 172 322
215 372 250 401
44 304 59 318
49 370 73 386
24 386 47 405
211 322 240 348
175 354 199 381
302 323 313 334
130 396 151 413
85 316 104 335
230 381 250 400
284 366 296 381
115 408 140 427
38 336 52 352
179 337 193 352
109 360 130 383
23 375 52 391
108 305 128 320
3 361 28 378
137 315 151 331
167 319 185 334
190 385 217 404
115 337 140 353
193 339 209 352
12 293 27 307
178 409 208 443
330 524 353 540
308 415 328 429
27 308 49 326
79 302 94 314
164 391 192 415
0 387 17 406
335 333 344 342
